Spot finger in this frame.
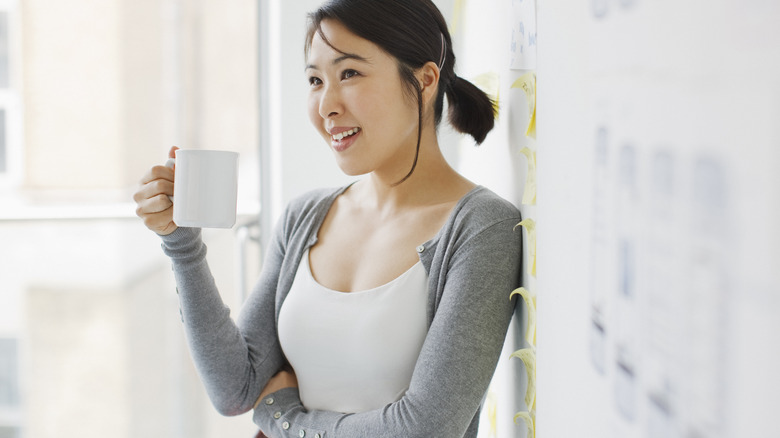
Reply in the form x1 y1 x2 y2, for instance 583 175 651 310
135 193 173 216
139 164 175 185
169 146 179 159
133 178 174 204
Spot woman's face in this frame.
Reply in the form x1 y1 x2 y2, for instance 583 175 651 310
306 19 420 178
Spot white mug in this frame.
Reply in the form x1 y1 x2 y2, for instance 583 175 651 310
169 149 239 228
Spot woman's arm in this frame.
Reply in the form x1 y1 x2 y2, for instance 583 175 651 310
135 149 282 413
253 216 522 438
161 217 289 416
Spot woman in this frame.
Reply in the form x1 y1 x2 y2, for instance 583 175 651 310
133 0 522 436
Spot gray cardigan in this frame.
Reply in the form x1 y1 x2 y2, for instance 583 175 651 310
161 184 522 438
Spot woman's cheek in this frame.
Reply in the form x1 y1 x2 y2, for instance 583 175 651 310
307 95 325 136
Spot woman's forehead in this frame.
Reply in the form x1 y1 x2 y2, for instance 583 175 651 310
307 19 381 64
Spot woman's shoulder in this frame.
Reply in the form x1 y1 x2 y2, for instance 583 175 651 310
438 185 522 244
288 185 348 211
279 184 352 228
455 186 521 224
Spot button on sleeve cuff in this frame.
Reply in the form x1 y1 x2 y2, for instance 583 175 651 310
253 388 327 438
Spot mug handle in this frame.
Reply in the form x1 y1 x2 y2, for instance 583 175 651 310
165 157 175 202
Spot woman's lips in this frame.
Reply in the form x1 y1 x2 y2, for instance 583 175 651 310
330 127 361 152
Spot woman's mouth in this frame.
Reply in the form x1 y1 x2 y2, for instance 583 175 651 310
330 127 361 152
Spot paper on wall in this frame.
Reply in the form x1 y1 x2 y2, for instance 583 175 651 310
516 218 537 277
450 0 466 34
471 72 501 119
513 411 535 438
509 0 537 70
512 73 536 138
510 347 537 408
519 147 537 205
510 287 537 346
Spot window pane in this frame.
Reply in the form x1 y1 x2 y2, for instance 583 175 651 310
0 12 8 89
0 109 5 173
0 427 19 438
0 338 18 408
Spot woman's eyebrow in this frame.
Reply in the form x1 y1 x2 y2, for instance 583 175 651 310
333 53 369 64
306 52 370 71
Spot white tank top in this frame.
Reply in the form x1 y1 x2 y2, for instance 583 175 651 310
277 249 429 413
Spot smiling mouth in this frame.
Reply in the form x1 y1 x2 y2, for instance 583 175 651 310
331 127 361 141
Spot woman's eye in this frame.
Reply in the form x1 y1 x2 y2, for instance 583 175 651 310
342 69 359 80
308 76 322 86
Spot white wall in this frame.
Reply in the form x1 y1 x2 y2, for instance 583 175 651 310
538 1 780 437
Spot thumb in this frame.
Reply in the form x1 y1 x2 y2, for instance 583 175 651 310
168 146 179 159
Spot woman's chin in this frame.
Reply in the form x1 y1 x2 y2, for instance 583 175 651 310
332 158 371 177
337 166 370 177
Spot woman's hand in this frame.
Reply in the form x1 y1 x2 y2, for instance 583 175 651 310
254 369 299 408
133 146 179 236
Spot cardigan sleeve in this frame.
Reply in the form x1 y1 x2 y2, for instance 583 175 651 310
252 213 523 438
160 217 289 416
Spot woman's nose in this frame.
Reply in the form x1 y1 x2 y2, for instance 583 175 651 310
318 85 342 119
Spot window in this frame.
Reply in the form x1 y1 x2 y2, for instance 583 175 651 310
0 1 260 435
0 338 19 438
0 11 9 88
0 4 18 186
0 110 6 174
0 9 7 176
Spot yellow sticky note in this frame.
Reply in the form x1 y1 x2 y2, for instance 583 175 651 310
451 0 465 34
519 147 537 205
513 411 535 438
515 218 537 277
486 391 498 438
510 287 537 346
526 105 537 139
511 73 536 138
472 72 500 119
510 348 536 409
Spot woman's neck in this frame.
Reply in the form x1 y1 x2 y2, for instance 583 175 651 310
356 136 474 215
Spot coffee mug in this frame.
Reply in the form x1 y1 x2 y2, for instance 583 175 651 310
168 149 239 228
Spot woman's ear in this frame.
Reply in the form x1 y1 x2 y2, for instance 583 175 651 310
417 61 441 108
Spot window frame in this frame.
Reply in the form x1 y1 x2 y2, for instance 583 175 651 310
0 0 22 189
0 336 21 435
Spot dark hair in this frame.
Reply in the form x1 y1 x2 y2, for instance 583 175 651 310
305 0 495 183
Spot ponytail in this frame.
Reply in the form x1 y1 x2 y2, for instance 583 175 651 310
445 76 496 145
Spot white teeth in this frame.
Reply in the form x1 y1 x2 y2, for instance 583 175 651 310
332 128 359 141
